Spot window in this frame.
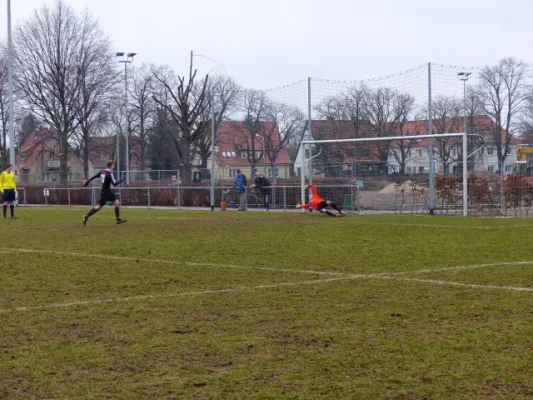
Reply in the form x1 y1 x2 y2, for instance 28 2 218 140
418 149 423 157
49 152 55 160
419 167 425 174
67 173 73 182
229 169 238 178
231 151 236 157
240 150 248 158
42 173 50 182
488 165 496 173
507 147 512 155
406 167 411 174
505 164 514 173
487 147 494 155
268 168 279 178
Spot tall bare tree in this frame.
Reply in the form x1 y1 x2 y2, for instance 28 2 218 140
151 63 210 184
129 63 157 171
73 20 117 178
263 102 305 179
477 58 528 167
232 89 271 175
195 75 241 168
363 87 409 175
313 86 370 167
13 0 112 184
388 93 416 176
429 96 462 173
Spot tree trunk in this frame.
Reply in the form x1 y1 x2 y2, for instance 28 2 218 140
59 134 69 185
83 143 89 178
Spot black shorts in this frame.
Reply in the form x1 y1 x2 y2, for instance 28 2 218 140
317 201 328 210
98 190 117 206
3 189 16 202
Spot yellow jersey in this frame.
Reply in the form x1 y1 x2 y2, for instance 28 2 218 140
0 170 16 192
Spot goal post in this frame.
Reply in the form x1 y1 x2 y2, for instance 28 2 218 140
300 131 471 216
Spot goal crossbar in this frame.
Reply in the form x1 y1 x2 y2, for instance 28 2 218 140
301 132 464 145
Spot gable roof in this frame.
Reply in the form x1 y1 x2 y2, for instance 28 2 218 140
16 131 143 171
17 129 57 170
215 121 292 166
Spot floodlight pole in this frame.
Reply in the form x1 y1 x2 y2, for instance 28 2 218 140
117 52 136 184
7 0 15 168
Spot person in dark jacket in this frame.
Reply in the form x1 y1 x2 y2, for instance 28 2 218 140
252 171 271 211
234 169 247 211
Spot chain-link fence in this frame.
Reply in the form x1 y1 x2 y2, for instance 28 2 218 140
13 172 533 217
16 170 188 186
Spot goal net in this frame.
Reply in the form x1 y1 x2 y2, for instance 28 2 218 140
298 132 471 215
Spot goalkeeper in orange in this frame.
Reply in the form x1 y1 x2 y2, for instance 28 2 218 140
296 184 346 217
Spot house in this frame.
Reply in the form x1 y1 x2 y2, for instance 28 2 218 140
294 119 385 177
16 131 147 184
295 116 520 177
207 121 293 180
16 129 85 184
388 116 520 175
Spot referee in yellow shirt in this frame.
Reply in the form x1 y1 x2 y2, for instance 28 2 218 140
0 164 17 219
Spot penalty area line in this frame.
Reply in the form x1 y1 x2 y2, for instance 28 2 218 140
0 276 357 314
0 247 347 277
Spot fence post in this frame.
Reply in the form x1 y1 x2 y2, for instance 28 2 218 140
23 188 26 206
68 188 71 206
283 186 286 211
147 188 151 209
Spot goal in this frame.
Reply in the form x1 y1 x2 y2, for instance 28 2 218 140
298 132 471 216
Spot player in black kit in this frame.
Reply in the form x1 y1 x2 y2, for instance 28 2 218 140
82 160 126 225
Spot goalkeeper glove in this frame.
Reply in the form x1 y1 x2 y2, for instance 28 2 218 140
295 203 301 208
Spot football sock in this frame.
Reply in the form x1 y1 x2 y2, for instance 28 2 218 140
10 205 14 217
87 208 98 218
2 205 6 218
115 207 120 219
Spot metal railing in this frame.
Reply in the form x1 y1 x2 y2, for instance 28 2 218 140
14 175 533 217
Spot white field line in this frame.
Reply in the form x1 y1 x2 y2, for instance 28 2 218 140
2 247 533 314
0 276 358 314
379 260 533 276
0 247 346 277
368 222 533 230
371 275 533 292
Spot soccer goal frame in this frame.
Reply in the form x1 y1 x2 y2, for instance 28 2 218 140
300 132 473 216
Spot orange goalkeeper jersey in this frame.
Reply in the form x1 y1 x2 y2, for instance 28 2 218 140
297 184 324 210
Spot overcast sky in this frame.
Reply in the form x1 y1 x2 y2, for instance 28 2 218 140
1 0 532 89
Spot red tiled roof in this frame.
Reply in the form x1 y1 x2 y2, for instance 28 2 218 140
17 131 143 171
309 115 519 163
17 129 57 170
215 121 292 166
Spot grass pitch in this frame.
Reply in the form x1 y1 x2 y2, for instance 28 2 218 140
1 208 533 399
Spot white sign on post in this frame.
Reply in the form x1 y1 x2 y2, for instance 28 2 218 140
44 189 49 197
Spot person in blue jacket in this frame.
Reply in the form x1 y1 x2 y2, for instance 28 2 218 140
234 169 247 211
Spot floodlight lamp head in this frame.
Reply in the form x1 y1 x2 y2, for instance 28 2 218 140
127 52 137 58
116 52 125 57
